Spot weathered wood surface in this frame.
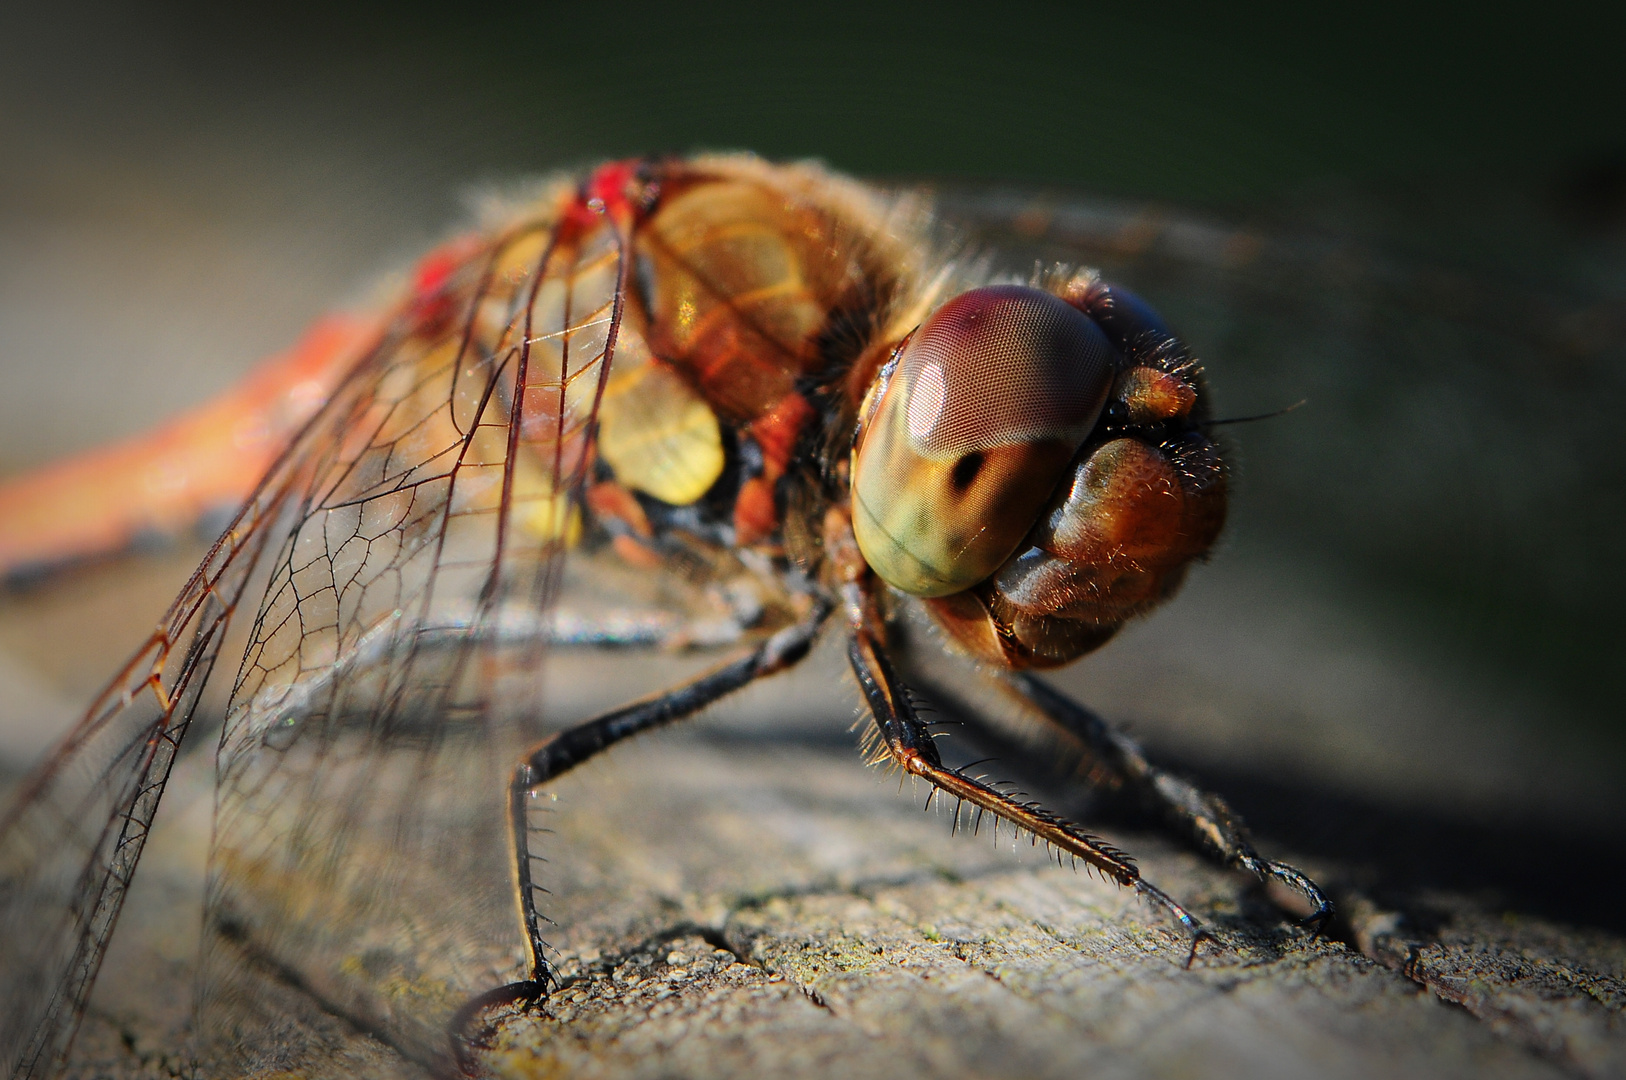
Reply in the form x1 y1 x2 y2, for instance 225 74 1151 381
3 549 1622 1080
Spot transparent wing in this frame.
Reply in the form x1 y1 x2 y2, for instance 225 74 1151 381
0 466 289 1077
0 179 628 1079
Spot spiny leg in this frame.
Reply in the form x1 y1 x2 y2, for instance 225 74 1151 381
1010 672 1332 930
510 605 829 987
450 599 831 1068
846 629 1209 962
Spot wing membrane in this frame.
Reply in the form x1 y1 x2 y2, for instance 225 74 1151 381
0 177 626 1078
0 450 298 1077
199 199 626 1077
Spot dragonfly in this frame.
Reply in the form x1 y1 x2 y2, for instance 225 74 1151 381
1 151 1400 1079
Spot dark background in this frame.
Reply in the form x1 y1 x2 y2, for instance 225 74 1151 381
1 1 1623 896
15 2 1624 200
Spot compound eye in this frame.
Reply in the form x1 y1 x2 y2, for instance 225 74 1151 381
851 285 1115 596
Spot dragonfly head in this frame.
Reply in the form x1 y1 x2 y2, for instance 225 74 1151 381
850 282 1227 669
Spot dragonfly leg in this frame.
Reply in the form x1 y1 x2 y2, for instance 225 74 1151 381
1009 672 1333 932
847 628 1211 963
450 598 831 1071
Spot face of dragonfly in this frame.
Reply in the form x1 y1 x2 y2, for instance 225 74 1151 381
0 154 1620 1078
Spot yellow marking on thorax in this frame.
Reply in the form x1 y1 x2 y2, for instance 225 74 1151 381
596 320 724 506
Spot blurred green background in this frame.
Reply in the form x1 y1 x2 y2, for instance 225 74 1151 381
1 0 1622 899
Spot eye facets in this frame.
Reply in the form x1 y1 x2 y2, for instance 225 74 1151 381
905 362 947 443
850 285 1114 597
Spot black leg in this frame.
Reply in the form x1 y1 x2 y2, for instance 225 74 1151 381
1010 672 1333 930
847 628 1210 960
450 599 831 1073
